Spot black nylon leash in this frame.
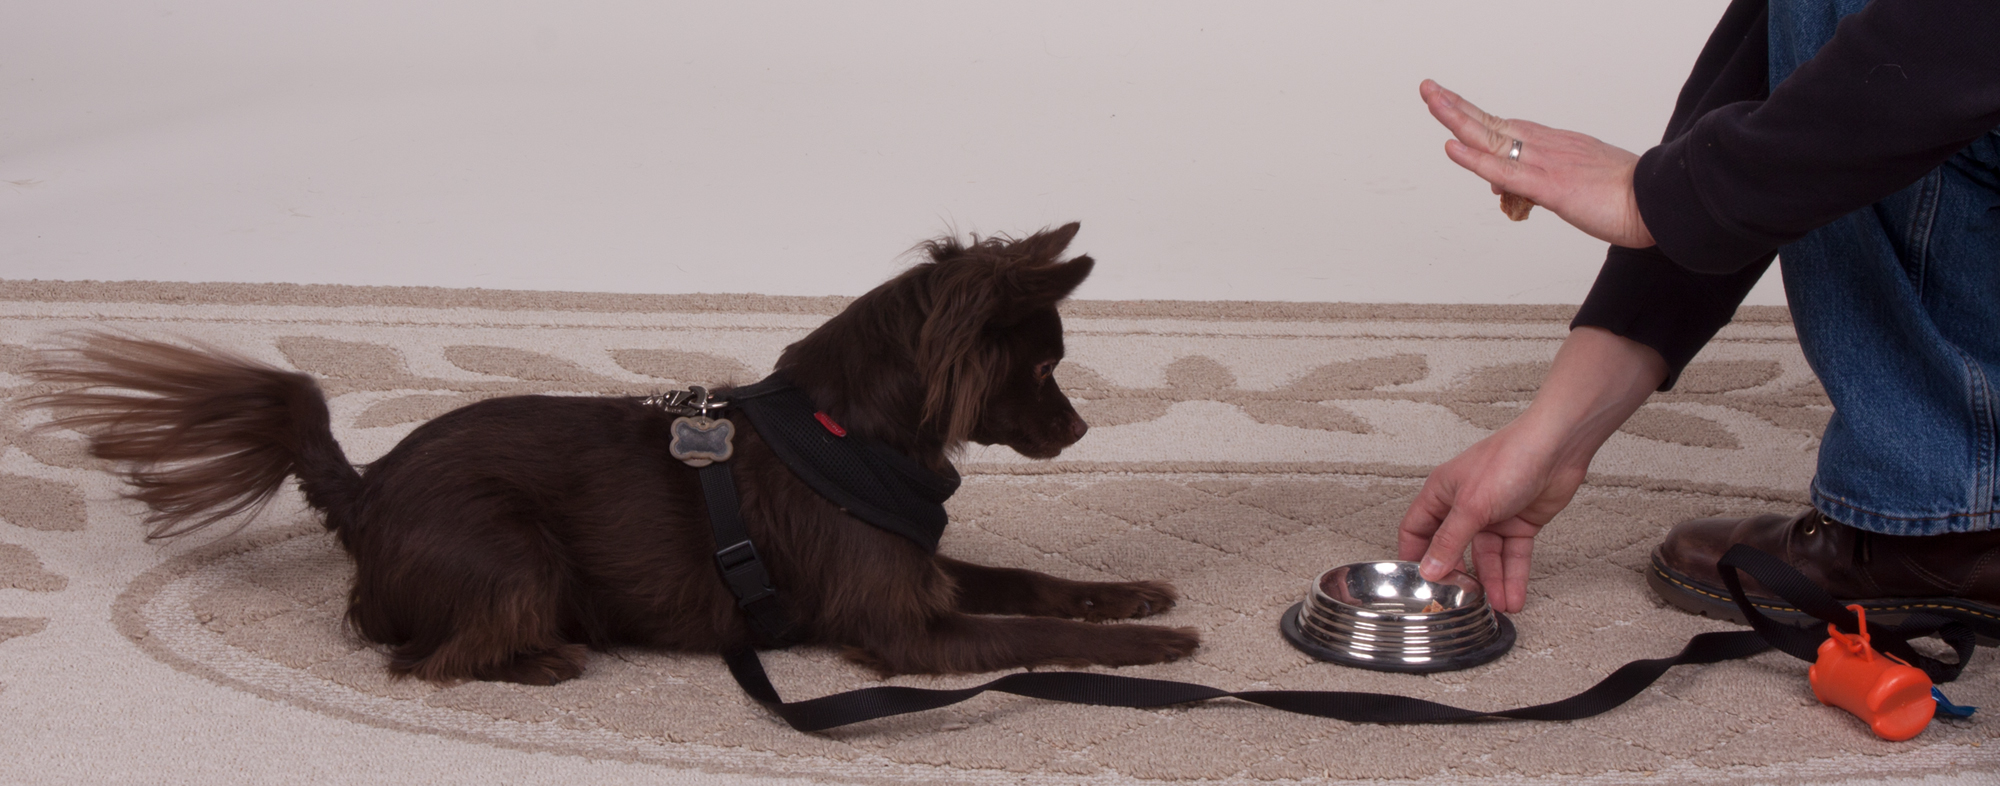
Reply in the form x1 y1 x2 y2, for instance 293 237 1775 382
683 381 1989 732
714 546 1988 733
722 629 1775 732
1715 544 1985 683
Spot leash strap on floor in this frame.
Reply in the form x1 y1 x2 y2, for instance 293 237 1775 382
719 546 1992 732
696 431 1990 733
723 628 1773 732
716 545 1992 733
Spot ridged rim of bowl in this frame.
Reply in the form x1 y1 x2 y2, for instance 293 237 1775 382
1279 602 1516 673
1310 561 1486 618
1303 595 1497 634
1293 561 1506 660
1297 608 1499 651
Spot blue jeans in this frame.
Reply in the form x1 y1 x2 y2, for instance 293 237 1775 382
1772 0 2000 535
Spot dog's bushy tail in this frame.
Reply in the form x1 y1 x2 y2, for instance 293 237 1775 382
26 334 362 539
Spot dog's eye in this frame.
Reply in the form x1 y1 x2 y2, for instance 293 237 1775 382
1034 360 1058 380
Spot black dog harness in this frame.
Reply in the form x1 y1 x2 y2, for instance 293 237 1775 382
655 380 1991 733
728 374 960 552
653 372 957 645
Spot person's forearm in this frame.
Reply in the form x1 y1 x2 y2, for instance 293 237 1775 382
1571 246 1775 390
1510 326 1668 474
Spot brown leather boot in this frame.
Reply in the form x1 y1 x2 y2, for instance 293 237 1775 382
1647 509 2000 641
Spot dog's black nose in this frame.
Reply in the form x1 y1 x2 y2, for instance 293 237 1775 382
1069 415 1088 441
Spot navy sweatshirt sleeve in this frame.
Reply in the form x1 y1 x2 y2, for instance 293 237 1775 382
1571 0 2000 389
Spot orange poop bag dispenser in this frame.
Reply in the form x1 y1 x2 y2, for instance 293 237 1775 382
1807 605 1935 741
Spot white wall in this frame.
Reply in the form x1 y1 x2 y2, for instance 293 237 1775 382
2 0 1783 305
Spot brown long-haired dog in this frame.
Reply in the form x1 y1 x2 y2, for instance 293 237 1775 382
30 223 1199 685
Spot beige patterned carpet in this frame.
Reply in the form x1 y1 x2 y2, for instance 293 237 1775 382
0 280 1994 785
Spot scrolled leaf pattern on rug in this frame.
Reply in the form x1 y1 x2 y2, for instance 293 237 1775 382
0 543 67 592
6 289 1980 785
277 338 758 427
0 616 48 643
1 341 83 650
122 477 2000 781
0 474 87 532
607 348 754 388
260 329 1829 455
1057 351 1825 449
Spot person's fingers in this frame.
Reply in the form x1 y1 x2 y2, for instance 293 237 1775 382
1469 530 1506 605
1398 521 1439 563
1436 103 1514 159
1504 118 1555 139
1501 533 1535 614
1421 80 1505 137
1397 484 1452 562
1421 81 1514 156
1444 139 1533 197
1441 89 1505 142
1418 505 1485 581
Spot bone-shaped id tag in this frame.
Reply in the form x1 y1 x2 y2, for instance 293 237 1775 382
662 385 735 467
669 415 735 467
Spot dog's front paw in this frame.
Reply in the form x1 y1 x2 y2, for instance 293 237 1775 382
1096 625 1201 667
1072 580 1178 621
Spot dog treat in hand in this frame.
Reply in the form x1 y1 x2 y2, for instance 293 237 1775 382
1500 192 1535 221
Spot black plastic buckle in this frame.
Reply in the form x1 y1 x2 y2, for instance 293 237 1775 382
715 540 777 607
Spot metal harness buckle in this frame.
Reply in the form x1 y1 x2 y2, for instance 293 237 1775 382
642 385 729 417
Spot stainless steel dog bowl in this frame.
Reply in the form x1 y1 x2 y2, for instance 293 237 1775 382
1280 561 1515 673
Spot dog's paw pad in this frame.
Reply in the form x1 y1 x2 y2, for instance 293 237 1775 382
1117 625 1201 665
1074 580 1178 621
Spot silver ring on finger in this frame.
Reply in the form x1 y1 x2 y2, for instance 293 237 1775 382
1508 138 1523 161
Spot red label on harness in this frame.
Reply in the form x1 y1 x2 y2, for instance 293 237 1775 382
814 411 847 437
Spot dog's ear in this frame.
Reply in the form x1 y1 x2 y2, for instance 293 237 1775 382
1013 254 1094 305
993 255 1094 328
1011 222 1081 263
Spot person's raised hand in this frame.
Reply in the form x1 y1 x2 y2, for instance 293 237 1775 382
1420 79 1655 249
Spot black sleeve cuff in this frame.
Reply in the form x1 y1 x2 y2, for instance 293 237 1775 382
1571 244 1776 390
